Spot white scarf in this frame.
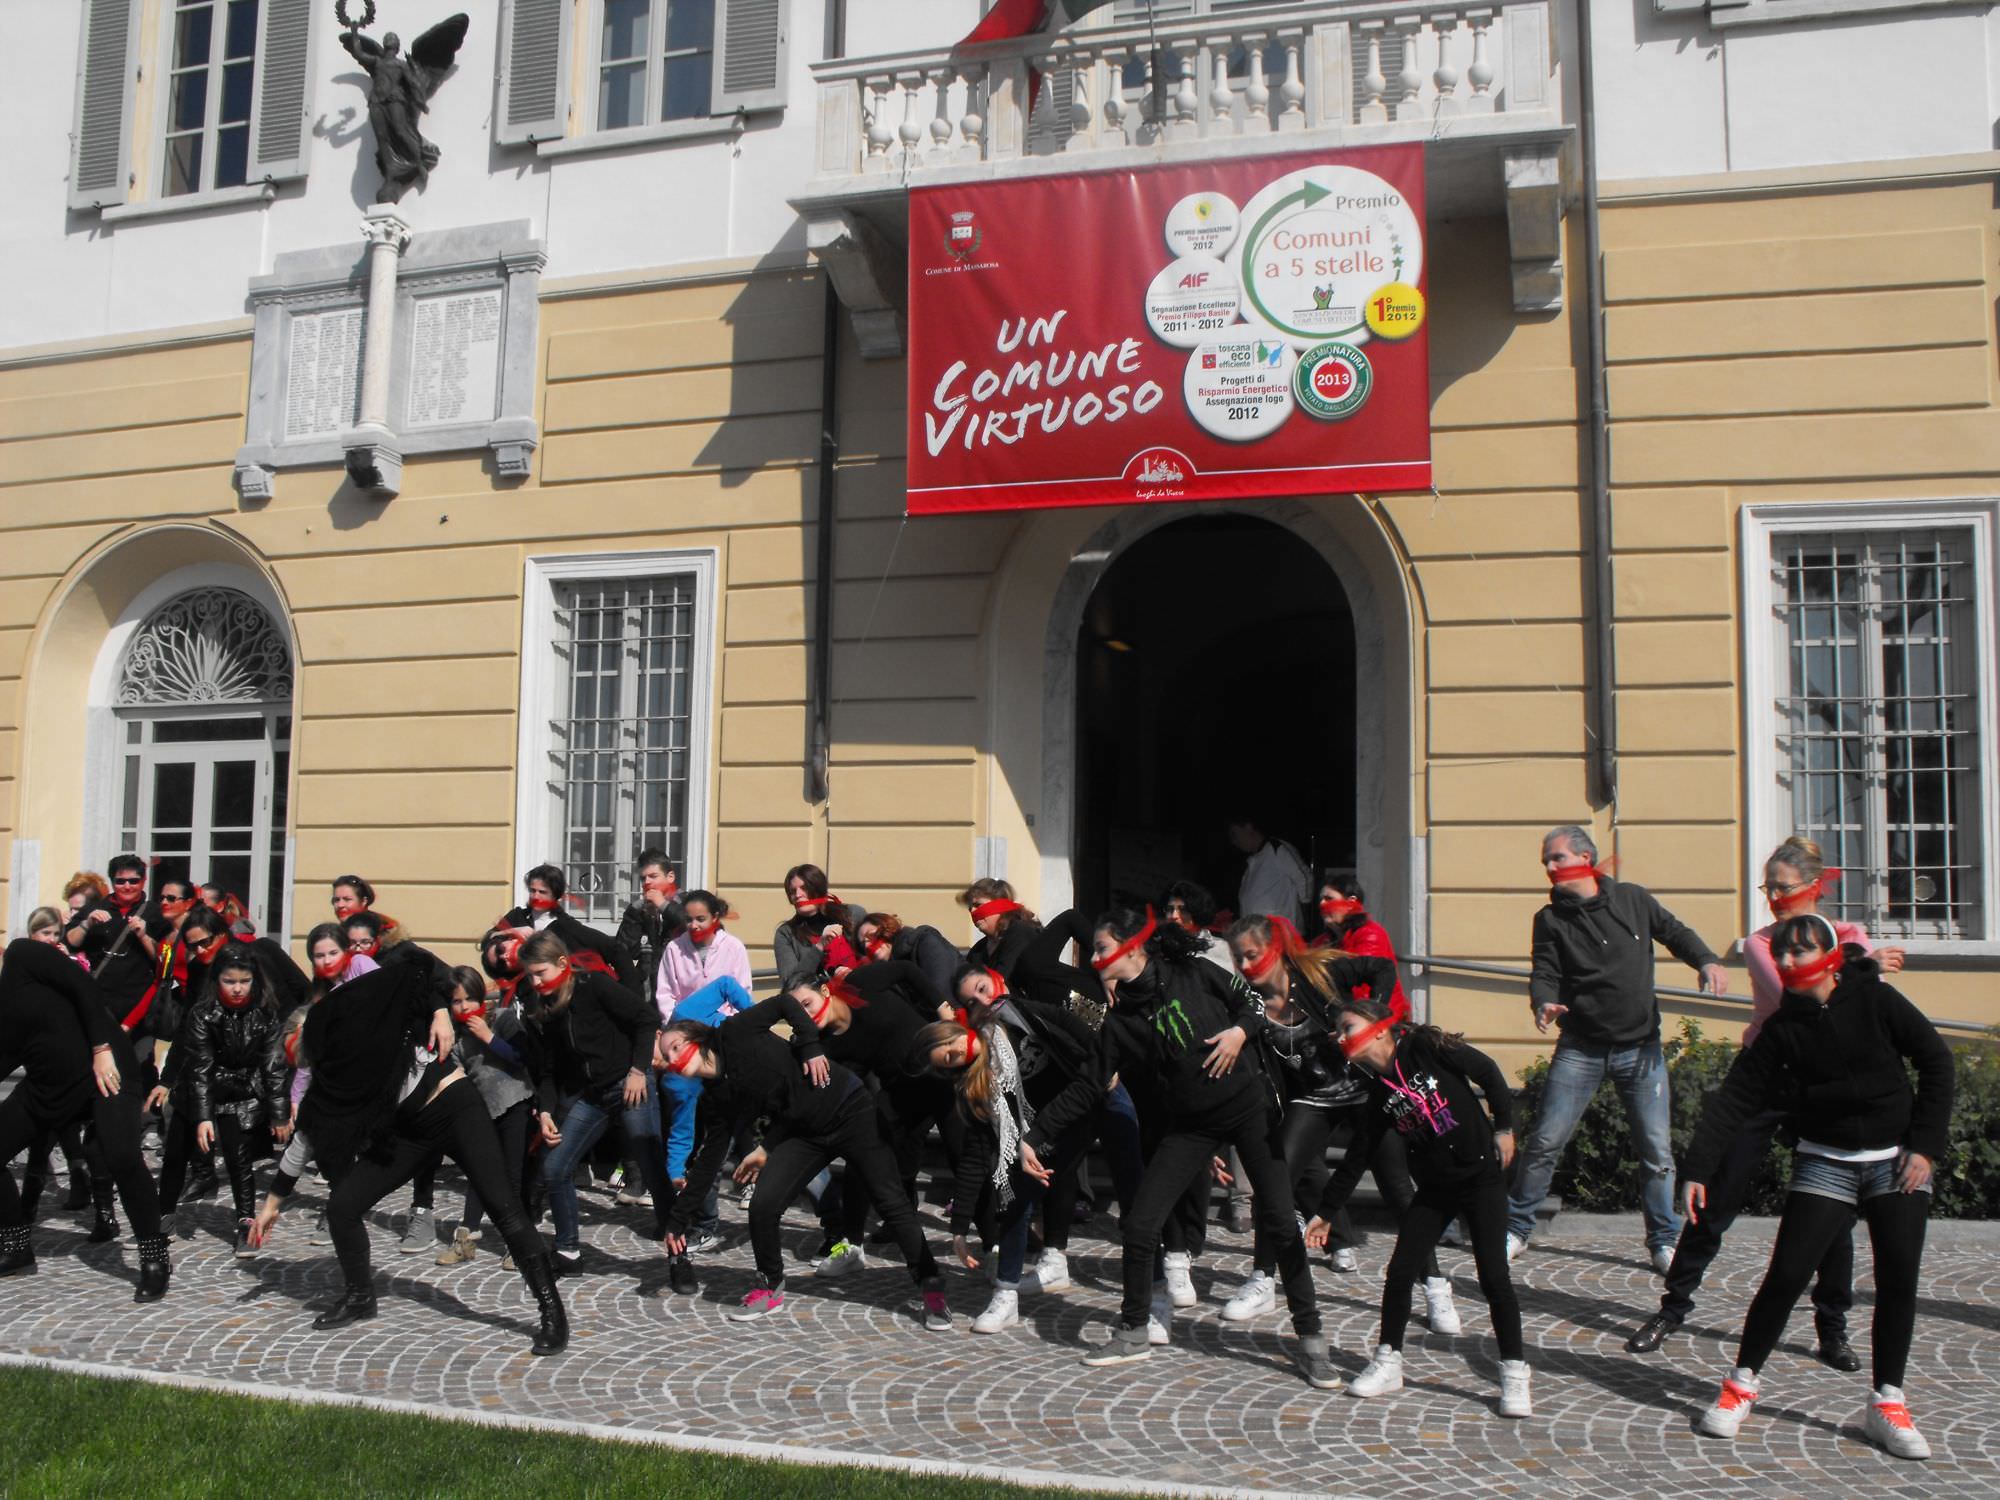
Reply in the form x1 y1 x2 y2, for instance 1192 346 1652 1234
988 1027 1032 1210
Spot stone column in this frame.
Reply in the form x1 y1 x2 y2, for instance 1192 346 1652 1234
342 203 412 496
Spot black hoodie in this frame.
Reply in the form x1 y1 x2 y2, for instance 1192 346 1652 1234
1683 958 1953 1185
1528 876 1721 1046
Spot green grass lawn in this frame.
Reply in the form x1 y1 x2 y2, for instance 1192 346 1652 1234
0 1366 1102 1499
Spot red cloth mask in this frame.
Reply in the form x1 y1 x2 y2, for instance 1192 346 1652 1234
529 894 560 912
663 1037 703 1076
688 921 720 946
1339 1014 1397 1059
1776 945 1845 989
1770 869 1840 916
970 898 1024 924
644 873 679 899
218 985 255 1010
1320 896 1363 921
794 895 834 914
1547 860 1615 887
314 952 349 980
1092 908 1157 972
1242 942 1283 982
532 962 571 996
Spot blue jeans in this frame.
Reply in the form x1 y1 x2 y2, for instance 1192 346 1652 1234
1507 1036 1680 1251
542 1075 672 1252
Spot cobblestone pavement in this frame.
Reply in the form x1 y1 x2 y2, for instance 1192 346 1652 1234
2 1176 1996 1498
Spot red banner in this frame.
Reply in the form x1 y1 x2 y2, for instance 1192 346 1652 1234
905 145 1430 516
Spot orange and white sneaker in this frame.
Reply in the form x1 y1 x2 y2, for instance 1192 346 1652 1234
1697 1371 1760 1438
1865 1388 1932 1460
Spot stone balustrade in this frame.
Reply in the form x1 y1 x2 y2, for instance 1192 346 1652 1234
809 2 1557 178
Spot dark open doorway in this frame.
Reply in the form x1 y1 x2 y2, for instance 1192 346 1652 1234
1072 514 1358 920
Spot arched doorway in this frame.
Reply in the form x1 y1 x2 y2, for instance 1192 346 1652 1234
1071 514 1356 918
110 586 294 932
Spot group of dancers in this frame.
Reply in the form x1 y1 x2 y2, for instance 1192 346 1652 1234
0 832 1952 1459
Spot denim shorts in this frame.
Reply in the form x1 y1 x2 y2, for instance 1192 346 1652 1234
1790 1151 1924 1206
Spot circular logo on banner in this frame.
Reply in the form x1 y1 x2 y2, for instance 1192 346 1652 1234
1145 255 1242 349
1237 166 1423 348
1184 334 1297 440
1165 192 1241 259
1294 342 1373 421
1364 281 1427 341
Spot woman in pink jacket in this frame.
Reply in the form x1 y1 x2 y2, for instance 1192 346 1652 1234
653 890 752 1024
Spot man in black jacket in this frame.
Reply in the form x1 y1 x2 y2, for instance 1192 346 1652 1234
1505 826 1729 1273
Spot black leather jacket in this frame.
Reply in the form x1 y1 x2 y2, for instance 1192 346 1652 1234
185 997 290 1126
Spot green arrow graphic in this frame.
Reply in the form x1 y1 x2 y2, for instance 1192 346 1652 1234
1240 177 1366 340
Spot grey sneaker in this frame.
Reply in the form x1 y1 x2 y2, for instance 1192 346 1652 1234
1294 1334 1345 1392
399 1208 434 1254
308 1210 332 1246
685 1230 726 1256
1081 1323 1153 1367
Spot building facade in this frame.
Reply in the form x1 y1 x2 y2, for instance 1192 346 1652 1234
3 0 1999 1075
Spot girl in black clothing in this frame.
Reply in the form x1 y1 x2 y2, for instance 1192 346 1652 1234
788 962 956 1277
660 999 953 1329
518 931 681 1280
1221 915 1457 1327
1032 907 1339 1388
1307 997 1530 1416
1686 914 1952 1461
959 879 1041 979
247 962 570 1356
917 927 1126 1334
154 946 291 1255
0 937 171 1301
855 912 961 999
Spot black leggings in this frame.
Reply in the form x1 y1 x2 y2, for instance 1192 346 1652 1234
459 1101 532 1234
1121 1093 1319 1336
833 1078 955 1242
1660 1104 1852 1332
160 1110 265 1220
326 1080 544 1283
1737 1188 1928 1389
1254 1102 1440 1280
1382 1167 1521 1357
0 1075 161 1240
752 1093 939 1290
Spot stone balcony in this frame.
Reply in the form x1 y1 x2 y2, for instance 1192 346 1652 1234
793 1 1573 359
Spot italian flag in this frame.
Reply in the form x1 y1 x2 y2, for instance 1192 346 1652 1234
957 0 1119 47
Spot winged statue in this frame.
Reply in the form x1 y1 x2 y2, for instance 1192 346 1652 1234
339 13 470 205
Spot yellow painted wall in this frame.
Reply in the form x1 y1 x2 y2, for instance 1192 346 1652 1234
3 180 1998 1072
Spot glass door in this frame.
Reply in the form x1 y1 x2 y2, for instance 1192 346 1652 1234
118 710 290 938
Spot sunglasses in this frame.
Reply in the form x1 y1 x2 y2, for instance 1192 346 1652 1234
112 878 145 887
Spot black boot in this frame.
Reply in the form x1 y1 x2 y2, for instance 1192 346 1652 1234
133 1234 171 1303
1624 1310 1681 1354
1816 1323 1862 1373
0 1225 36 1278
520 1255 570 1356
87 1181 120 1244
312 1277 378 1330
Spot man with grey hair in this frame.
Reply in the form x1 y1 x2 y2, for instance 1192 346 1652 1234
1506 826 1729 1274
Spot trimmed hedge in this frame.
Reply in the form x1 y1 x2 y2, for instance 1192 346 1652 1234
1511 1018 2000 1220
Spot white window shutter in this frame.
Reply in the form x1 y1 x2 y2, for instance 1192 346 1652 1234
498 0 571 145
250 0 317 182
713 0 788 115
68 0 140 211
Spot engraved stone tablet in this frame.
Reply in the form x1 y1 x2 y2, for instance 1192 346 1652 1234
282 306 365 440
406 288 503 428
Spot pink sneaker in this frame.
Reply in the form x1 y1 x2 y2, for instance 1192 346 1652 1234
729 1285 786 1322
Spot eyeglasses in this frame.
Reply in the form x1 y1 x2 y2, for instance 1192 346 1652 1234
112 877 144 887
1758 881 1808 897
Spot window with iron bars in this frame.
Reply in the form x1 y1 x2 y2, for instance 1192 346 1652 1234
548 574 696 926
1772 528 1984 940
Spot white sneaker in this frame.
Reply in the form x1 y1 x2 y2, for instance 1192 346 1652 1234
1163 1252 1196 1308
1330 1247 1359 1273
1498 1359 1532 1418
1697 1370 1760 1439
1505 1232 1525 1263
1348 1345 1404 1399
1651 1245 1675 1276
1865 1387 1932 1461
1424 1277 1462 1335
1221 1270 1276 1323
1147 1292 1172 1346
813 1241 866 1277
1032 1247 1070 1293
972 1288 1020 1335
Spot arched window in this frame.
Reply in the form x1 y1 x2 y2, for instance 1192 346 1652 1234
115 587 294 936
